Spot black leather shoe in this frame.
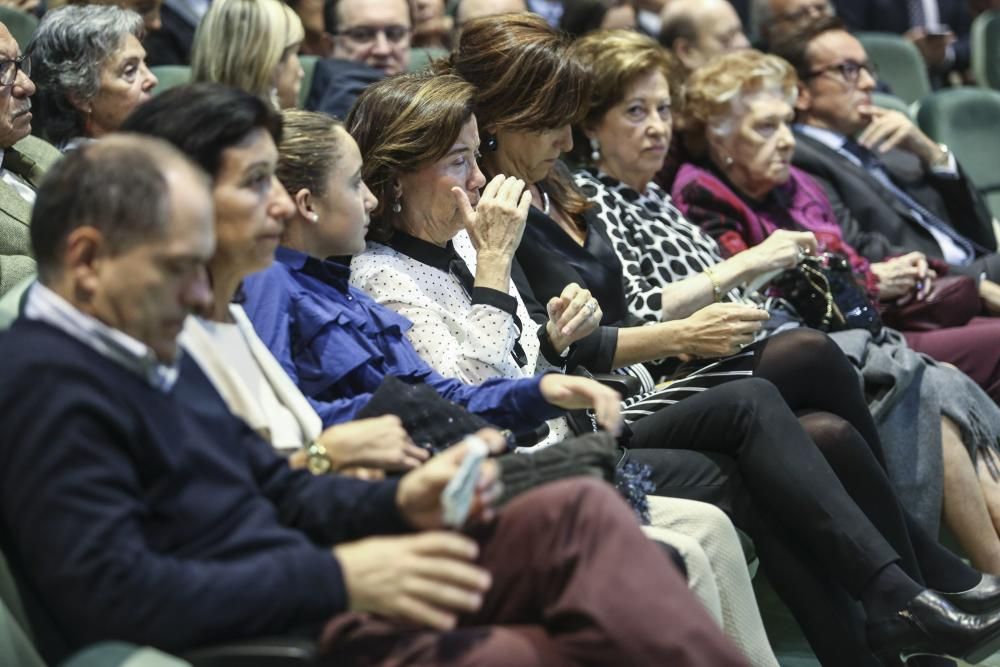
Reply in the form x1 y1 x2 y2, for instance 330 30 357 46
939 575 1000 614
867 590 1000 664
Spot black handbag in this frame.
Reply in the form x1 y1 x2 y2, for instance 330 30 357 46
768 253 882 335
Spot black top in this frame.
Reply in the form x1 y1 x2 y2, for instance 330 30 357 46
516 204 643 330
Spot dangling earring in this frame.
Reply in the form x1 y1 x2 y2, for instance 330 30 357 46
392 195 402 214
485 133 498 152
590 138 600 163
268 87 280 110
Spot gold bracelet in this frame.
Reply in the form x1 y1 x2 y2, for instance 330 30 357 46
703 266 723 302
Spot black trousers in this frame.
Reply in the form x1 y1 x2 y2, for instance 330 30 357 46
624 329 971 665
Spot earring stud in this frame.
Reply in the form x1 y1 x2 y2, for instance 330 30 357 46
310 212 319 223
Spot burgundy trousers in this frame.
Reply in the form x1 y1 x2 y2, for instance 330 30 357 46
903 316 1000 404
318 478 748 667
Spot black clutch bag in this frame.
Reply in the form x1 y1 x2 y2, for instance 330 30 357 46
768 253 882 336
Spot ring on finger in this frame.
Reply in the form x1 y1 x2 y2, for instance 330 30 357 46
585 300 599 316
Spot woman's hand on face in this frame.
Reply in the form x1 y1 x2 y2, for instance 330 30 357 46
678 303 770 358
546 283 602 350
871 251 932 302
742 230 818 274
452 175 532 261
318 415 431 472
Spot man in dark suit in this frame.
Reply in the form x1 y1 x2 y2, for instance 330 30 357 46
772 16 1000 310
831 0 973 82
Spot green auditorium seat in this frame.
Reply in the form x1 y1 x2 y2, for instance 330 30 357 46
0 7 37 51
871 91 914 117
151 66 191 95
856 31 932 106
917 87 1000 219
973 11 1000 90
0 548 189 667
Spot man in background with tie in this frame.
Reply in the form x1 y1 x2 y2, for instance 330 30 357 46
772 15 1000 310
0 21 61 296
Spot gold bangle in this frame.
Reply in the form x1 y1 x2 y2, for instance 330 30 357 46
703 266 723 302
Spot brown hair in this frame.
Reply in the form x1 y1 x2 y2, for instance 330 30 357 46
438 12 592 219
346 72 476 242
277 110 347 204
570 29 674 164
683 49 797 139
769 15 846 81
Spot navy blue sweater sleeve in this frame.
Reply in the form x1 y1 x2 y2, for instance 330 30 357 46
0 366 337 651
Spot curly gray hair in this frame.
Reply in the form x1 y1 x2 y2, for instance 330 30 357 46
27 5 144 146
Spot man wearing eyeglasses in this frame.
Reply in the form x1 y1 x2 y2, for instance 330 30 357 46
0 22 62 296
773 16 1000 311
326 0 412 76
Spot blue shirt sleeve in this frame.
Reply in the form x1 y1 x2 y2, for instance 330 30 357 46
242 257 564 430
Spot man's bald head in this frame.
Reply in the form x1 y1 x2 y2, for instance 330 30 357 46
660 0 749 72
754 0 833 47
32 134 210 282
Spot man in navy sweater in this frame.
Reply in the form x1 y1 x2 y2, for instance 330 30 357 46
0 135 745 666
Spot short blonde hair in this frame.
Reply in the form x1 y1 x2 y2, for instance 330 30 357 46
191 0 304 104
683 49 797 135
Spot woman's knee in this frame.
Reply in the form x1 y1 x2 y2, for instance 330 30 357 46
798 412 871 467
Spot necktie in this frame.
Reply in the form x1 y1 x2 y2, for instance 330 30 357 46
841 140 981 263
908 0 926 27
447 250 528 367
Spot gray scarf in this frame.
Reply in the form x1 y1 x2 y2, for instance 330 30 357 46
830 327 1000 534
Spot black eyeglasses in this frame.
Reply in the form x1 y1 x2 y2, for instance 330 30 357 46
0 55 31 87
805 59 877 84
336 24 411 44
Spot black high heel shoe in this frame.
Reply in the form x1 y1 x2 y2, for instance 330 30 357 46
939 575 1000 614
867 590 1000 664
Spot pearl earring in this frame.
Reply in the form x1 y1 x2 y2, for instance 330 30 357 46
392 197 402 214
310 212 319 223
590 138 600 163
724 155 734 166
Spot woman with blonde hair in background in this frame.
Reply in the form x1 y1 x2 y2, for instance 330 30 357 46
190 0 305 109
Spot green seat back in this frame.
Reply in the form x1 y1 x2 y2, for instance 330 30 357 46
871 91 913 117
0 546 45 666
408 47 448 72
0 7 38 51
917 88 1000 218
972 11 1000 90
151 66 191 95
297 55 318 108
856 31 932 105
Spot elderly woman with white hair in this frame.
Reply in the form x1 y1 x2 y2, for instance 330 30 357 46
27 4 158 151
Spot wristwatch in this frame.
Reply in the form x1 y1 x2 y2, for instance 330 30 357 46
305 440 333 476
932 142 952 168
